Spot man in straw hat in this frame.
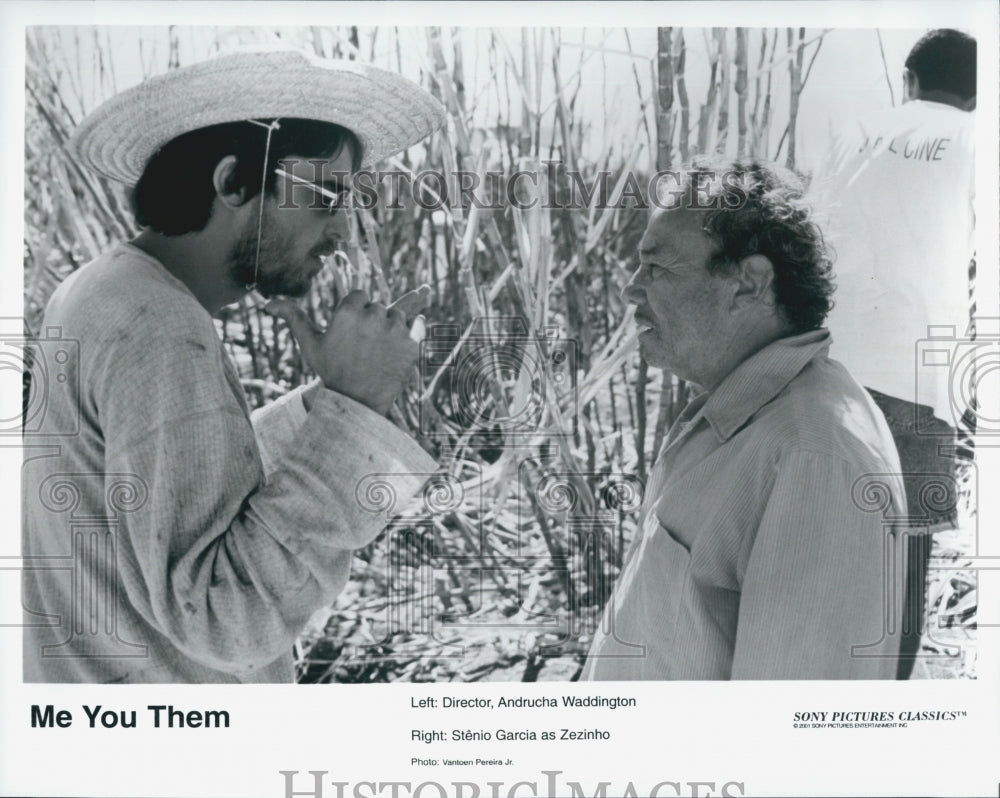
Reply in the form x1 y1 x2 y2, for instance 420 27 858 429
22 49 445 683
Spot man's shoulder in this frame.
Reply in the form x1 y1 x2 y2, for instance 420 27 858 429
757 355 900 473
45 242 212 339
821 103 973 171
844 101 971 135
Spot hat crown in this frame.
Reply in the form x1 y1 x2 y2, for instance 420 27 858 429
69 47 446 185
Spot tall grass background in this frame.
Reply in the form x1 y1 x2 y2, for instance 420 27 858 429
23 25 975 680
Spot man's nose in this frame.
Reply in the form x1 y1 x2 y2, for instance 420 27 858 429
622 267 646 305
328 210 350 242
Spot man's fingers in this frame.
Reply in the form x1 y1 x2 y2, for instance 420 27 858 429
409 314 427 344
389 284 432 321
386 306 407 329
339 289 370 310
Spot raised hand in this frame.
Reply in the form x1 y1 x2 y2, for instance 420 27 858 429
266 289 425 415
388 284 432 327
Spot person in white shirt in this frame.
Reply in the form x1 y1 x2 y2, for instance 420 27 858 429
809 29 976 678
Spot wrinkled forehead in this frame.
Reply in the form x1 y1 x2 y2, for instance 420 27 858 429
639 207 714 260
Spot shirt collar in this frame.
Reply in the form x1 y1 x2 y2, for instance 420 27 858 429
700 329 831 442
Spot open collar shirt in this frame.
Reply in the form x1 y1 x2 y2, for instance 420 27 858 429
582 329 906 680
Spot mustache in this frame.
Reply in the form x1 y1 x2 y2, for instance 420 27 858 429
308 239 342 258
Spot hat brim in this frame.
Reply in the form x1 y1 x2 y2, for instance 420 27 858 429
68 49 446 184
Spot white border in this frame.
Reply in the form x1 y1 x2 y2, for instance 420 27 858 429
2 3 998 797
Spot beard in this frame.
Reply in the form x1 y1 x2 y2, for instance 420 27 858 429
228 206 318 298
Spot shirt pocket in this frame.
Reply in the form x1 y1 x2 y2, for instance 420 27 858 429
584 514 692 679
642 518 692 627
622 515 694 676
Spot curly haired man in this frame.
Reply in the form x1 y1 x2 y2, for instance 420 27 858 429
583 159 906 680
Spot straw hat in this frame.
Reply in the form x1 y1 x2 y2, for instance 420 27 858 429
69 48 447 185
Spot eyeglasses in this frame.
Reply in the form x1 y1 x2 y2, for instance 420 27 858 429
274 168 352 215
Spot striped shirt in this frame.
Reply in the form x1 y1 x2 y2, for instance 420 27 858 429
22 243 435 683
582 330 906 680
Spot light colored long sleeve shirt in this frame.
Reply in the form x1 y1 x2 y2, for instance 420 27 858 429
22 242 435 683
582 330 906 680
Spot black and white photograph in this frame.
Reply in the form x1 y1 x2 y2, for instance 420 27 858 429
2 2 998 797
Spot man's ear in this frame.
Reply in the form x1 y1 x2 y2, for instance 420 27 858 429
730 254 775 313
902 68 919 103
212 155 250 209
